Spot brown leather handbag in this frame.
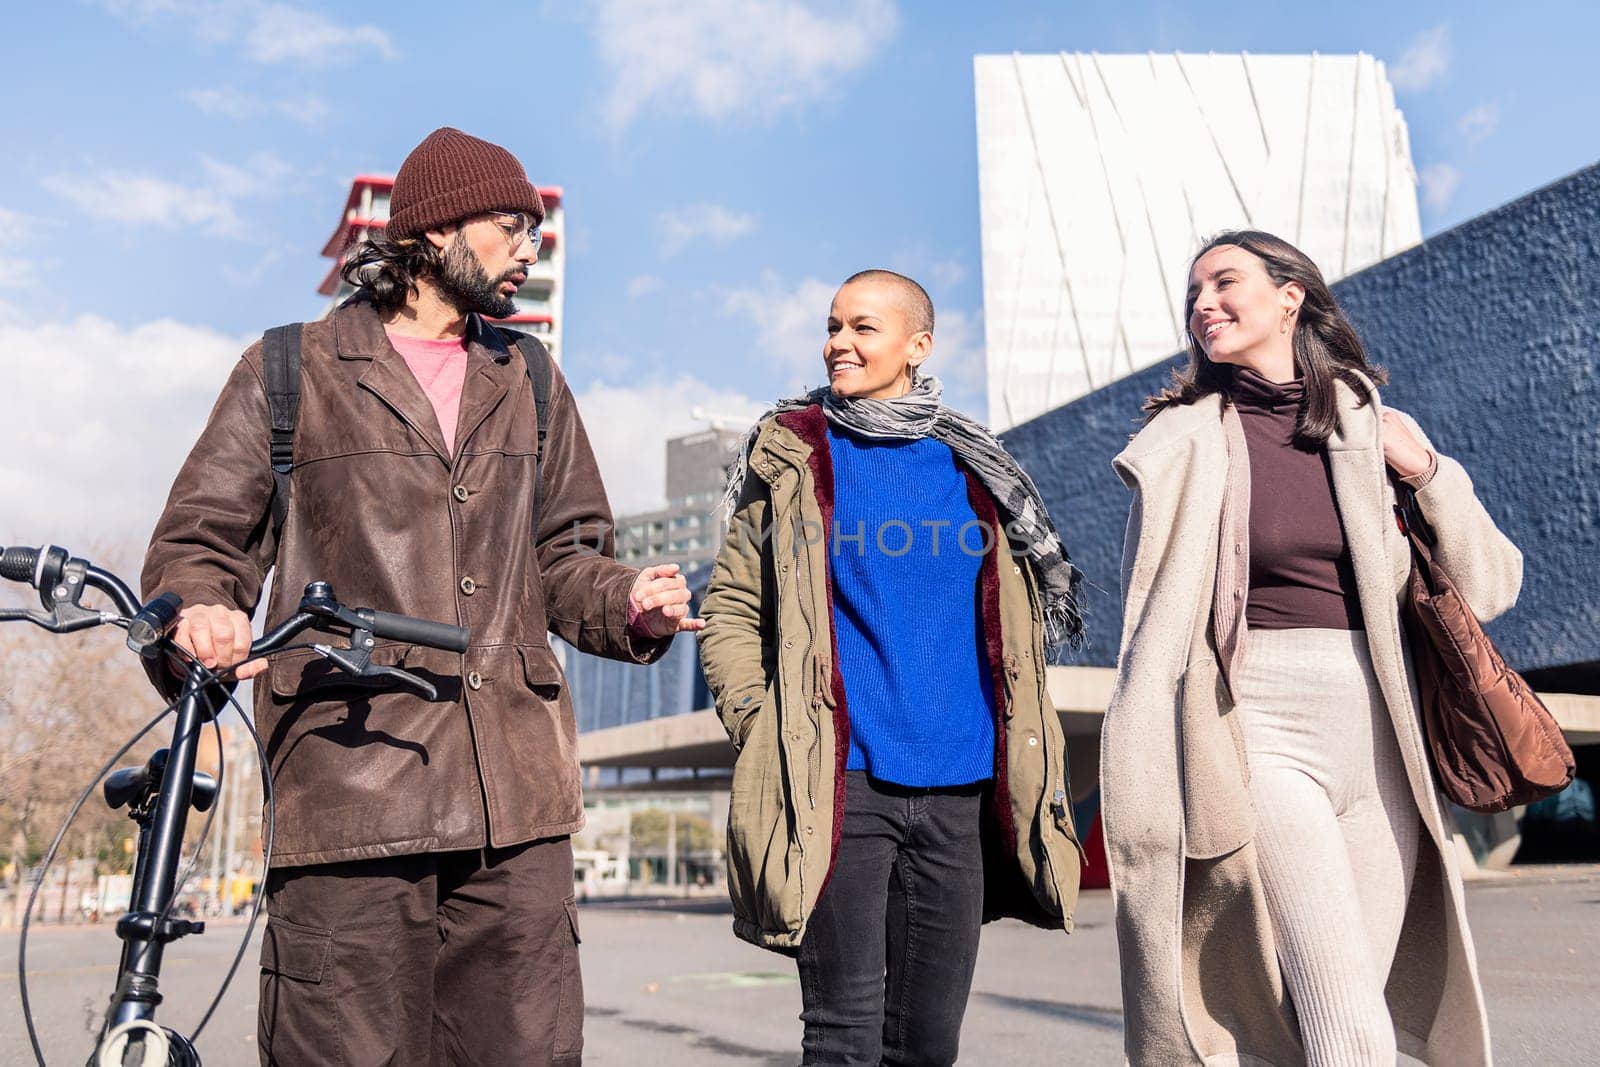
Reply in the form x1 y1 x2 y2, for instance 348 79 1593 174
1394 479 1575 814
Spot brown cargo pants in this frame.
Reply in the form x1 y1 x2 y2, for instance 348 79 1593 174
257 835 582 1066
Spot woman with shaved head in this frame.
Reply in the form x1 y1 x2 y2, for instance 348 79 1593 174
700 269 1086 1064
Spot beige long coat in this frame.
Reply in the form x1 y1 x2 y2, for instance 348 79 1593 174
1103 375 1521 1065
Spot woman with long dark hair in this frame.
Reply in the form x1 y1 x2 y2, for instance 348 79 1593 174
699 269 1085 1065
1103 230 1520 1065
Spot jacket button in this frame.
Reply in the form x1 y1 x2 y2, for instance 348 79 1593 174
804 825 814 835
1027 735 1039 747
460 576 477 596
467 670 483 690
1234 544 1243 555
783 638 793 649
453 485 470 503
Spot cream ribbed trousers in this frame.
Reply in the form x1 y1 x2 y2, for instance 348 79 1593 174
1236 627 1421 1067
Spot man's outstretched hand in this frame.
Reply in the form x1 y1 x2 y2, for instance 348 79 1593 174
628 563 707 638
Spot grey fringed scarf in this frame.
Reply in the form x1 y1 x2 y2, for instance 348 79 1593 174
723 375 1085 649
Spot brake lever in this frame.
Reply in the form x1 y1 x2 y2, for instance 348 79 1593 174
312 636 440 701
363 664 439 701
0 556 119 633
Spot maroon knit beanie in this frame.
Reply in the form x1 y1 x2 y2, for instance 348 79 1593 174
387 127 545 238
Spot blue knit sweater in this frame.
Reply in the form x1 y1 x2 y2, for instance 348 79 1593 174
826 425 996 788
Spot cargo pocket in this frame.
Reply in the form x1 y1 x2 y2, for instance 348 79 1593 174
726 682 769 751
258 917 338 1063
554 897 584 1060
260 915 331 982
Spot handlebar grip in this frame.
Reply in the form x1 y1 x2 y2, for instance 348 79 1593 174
1 546 40 583
358 609 470 653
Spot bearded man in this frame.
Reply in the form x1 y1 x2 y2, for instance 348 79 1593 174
143 127 701 1065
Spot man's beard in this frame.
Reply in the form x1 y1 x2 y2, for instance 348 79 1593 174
435 232 521 319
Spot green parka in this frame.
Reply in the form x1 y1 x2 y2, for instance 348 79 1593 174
698 405 1083 953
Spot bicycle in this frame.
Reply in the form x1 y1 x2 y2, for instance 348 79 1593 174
1 543 470 1066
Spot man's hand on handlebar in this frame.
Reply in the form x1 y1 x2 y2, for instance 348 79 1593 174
175 604 267 679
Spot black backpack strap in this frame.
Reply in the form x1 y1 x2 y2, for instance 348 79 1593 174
510 333 555 526
262 323 304 540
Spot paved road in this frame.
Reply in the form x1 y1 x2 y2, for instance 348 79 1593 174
4 869 1597 1065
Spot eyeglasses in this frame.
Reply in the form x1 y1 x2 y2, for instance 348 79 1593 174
487 210 543 254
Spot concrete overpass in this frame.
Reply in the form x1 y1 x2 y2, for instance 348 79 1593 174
579 666 1600 780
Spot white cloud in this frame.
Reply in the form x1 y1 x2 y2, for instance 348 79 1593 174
92 0 394 66
659 203 757 256
1389 24 1450 92
721 271 838 389
572 377 763 515
627 274 664 298
0 208 39 289
0 305 249 547
46 171 238 235
185 87 329 125
43 152 295 239
1458 103 1500 145
925 258 968 291
94 0 186 16
0 307 763 553
591 0 899 130
1419 162 1462 212
888 250 969 293
0 261 33 289
245 2 396 64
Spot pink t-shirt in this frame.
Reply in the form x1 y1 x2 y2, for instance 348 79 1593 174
387 328 660 639
385 330 469 456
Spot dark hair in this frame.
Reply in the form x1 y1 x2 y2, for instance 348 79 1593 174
1145 229 1387 445
842 269 935 334
339 228 446 313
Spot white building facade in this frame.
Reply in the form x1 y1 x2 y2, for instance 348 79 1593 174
976 52 1423 429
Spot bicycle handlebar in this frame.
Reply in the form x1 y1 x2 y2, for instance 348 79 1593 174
1 544 471 661
3 544 472 1064
357 608 472 653
0 544 40 582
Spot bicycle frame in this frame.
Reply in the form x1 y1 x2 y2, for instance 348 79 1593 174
3 545 468 1065
103 661 225 1055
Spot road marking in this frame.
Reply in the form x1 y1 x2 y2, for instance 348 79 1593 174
666 970 797 989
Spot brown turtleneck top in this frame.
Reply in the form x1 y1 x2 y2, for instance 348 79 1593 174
1232 368 1365 631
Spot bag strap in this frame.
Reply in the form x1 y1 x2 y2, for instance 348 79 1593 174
262 323 304 541
1389 471 1438 554
260 322 549 541
509 332 554 527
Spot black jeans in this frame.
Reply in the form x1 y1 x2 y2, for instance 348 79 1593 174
797 770 988 1066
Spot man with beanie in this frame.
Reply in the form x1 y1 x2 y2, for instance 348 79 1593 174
143 127 703 1065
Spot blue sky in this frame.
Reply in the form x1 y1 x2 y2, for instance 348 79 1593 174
3 0 1597 545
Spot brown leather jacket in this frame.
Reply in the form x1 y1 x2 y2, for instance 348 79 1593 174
142 295 668 866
